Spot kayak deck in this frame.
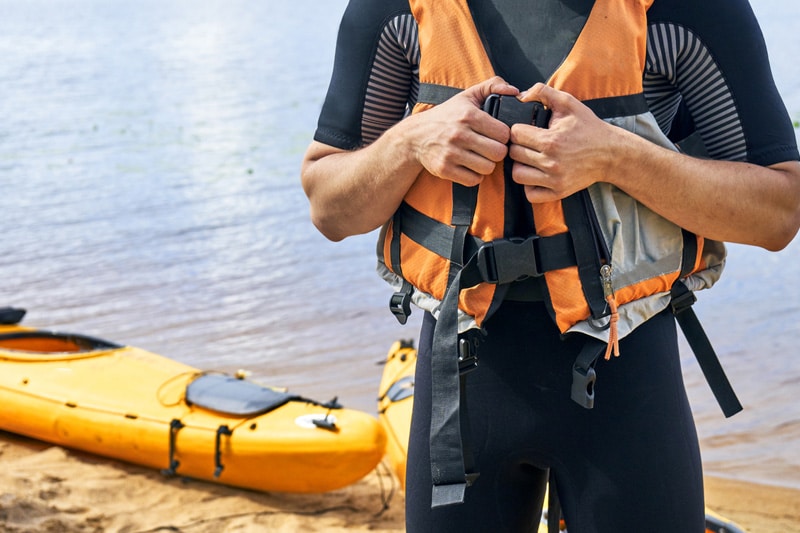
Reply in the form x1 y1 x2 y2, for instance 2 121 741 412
0 316 386 494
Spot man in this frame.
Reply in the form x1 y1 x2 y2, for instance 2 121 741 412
301 0 800 531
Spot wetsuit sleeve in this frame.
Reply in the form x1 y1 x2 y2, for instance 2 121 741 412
645 0 799 166
313 0 417 150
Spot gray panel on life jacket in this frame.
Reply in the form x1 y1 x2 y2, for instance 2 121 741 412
467 0 595 89
185 374 298 416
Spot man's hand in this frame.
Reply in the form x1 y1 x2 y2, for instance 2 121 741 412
509 83 622 202
412 77 519 186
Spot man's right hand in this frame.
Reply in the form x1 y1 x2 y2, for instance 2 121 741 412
410 76 519 186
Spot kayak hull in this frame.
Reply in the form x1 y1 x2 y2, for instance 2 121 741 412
0 322 386 494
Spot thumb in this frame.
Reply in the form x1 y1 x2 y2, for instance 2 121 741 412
519 83 571 111
463 76 519 106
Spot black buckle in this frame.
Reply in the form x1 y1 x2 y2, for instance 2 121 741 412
483 94 551 128
389 289 412 325
458 337 479 375
476 236 542 285
571 365 596 409
570 338 606 410
670 282 697 315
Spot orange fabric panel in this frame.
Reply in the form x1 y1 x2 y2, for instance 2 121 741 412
532 200 568 237
545 267 592 332
405 172 453 225
548 0 653 100
398 233 450 302
410 0 495 89
461 284 498 326
615 272 679 305
471 166 506 241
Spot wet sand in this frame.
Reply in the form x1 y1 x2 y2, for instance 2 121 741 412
0 431 797 533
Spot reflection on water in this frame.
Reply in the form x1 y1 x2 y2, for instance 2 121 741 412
1 0 798 489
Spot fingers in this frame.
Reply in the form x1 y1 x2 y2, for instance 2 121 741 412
416 77 519 186
466 76 519 104
518 82 573 112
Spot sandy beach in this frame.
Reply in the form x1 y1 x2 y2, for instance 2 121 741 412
1 430 797 533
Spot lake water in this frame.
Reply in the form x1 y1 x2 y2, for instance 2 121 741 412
1 0 798 491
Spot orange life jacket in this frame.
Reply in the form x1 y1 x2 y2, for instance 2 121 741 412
379 0 725 345
376 0 729 507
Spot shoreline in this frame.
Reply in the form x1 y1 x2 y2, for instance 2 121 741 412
1 431 798 532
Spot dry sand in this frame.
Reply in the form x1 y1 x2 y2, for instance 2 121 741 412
1 430 798 533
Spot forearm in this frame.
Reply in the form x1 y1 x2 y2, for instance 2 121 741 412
512 83 800 251
301 122 423 242
302 77 519 242
609 129 800 251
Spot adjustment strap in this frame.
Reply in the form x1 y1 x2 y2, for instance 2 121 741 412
417 83 462 105
679 228 698 278
429 260 482 507
388 210 414 325
561 191 608 319
671 282 743 418
396 201 577 282
448 184 479 285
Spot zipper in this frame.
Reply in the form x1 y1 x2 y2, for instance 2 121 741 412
600 263 620 359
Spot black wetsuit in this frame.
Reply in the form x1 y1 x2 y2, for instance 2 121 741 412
313 1 799 531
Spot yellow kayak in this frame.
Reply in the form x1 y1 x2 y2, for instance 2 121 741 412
377 340 747 533
0 307 386 494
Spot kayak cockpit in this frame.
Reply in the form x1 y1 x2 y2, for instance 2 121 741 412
0 331 123 360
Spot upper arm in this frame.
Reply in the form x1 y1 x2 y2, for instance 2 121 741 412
645 0 799 166
313 0 418 150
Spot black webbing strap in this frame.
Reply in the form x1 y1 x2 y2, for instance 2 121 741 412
429 254 482 507
389 211 414 324
561 190 608 320
417 83 462 105
429 180 481 507
396 201 577 278
449 184 479 283
671 281 743 418
430 233 581 506
679 228 699 279
673 231 742 417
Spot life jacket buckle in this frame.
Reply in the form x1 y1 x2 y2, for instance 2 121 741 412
670 282 697 315
389 285 413 325
458 337 479 375
476 236 542 285
570 338 606 410
571 364 596 409
483 94 551 128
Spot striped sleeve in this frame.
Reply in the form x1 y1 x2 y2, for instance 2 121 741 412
313 0 418 150
361 14 420 145
645 23 748 162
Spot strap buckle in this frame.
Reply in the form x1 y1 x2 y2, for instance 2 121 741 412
483 94 551 128
670 282 697 315
389 285 413 325
476 236 542 285
570 338 606 410
571 365 596 409
458 337 479 375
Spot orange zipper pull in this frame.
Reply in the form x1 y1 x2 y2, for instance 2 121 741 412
600 264 620 359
